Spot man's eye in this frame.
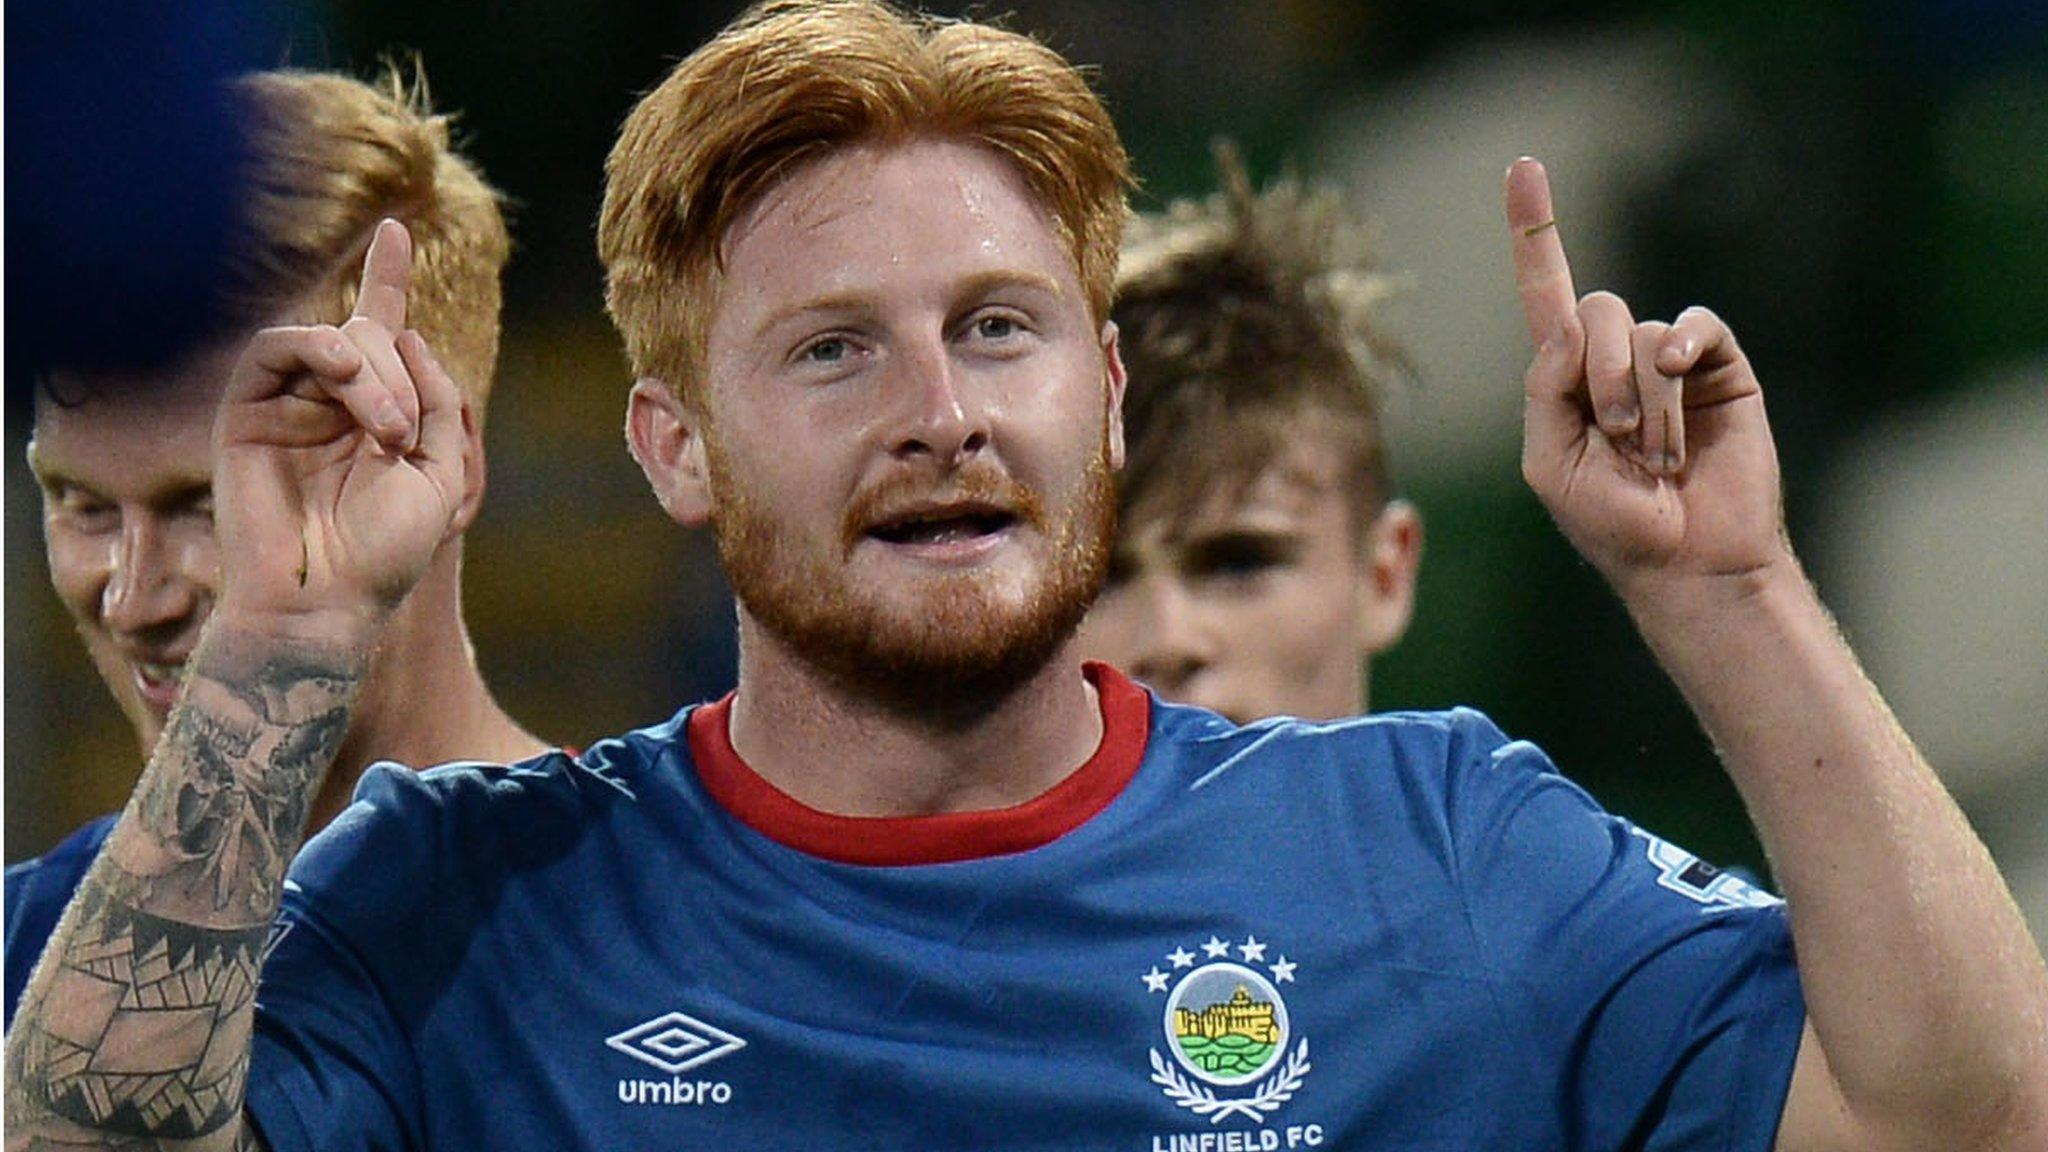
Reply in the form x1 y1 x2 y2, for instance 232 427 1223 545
1188 538 1293 584
50 491 116 530
975 315 1019 340
50 485 104 514
1205 549 1278 576
802 337 850 364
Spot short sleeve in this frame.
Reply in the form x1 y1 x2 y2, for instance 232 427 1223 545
244 768 451 1152
5 815 118 1029
243 751 603 1152
246 888 422 1152
5 859 53 1029
1444 711 1806 1151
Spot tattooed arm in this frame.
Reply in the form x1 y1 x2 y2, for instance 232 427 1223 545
3 633 363 1152
5 221 470 1152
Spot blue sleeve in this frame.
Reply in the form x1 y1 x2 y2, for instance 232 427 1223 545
5 815 118 1030
1444 710 1805 1152
245 768 446 1152
245 752 603 1152
4 860 50 1030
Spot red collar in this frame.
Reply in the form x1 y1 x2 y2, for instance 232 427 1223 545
686 663 1149 865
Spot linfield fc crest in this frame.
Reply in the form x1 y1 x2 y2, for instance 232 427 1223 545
1142 935 1311 1123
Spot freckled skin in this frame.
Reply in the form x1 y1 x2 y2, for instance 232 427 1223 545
690 139 1122 704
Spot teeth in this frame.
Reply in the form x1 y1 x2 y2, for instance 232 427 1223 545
873 510 1012 545
136 661 187 686
916 522 976 544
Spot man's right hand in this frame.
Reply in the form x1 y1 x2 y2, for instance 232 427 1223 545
0 230 450 1152
213 218 469 639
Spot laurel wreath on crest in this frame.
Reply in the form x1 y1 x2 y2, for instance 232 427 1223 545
1149 1038 1311 1124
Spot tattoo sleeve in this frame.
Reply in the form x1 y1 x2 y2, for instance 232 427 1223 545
5 628 362 1152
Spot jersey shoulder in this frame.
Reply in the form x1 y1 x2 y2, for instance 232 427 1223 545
5 813 120 1026
284 708 694 906
1144 697 1523 794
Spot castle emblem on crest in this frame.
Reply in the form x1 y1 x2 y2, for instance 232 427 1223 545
1141 935 1311 1123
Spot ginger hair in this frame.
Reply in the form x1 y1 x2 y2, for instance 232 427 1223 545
600 0 1133 399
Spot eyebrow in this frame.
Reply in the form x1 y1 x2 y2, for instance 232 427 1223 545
752 269 1068 339
28 455 211 503
954 269 1065 303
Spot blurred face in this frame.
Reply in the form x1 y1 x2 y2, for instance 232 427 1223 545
1079 439 1413 723
29 343 237 756
683 138 1125 698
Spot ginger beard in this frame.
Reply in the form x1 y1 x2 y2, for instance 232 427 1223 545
705 417 1118 713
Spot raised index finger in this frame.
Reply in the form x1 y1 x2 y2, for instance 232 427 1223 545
352 218 413 331
1506 157 1577 346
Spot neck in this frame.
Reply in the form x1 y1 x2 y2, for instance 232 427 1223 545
308 545 549 832
726 612 1104 818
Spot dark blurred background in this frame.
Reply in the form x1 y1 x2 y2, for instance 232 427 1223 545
8 0 2046 939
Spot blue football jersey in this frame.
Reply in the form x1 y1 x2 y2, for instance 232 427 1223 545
246 665 1802 1150
4 813 117 1029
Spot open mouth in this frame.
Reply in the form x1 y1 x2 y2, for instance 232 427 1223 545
130 657 190 712
866 507 1017 547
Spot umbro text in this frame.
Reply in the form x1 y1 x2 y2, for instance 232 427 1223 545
617 1077 735 1106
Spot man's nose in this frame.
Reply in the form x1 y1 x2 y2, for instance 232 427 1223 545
100 518 197 635
1125 578 1213 694
888 336 991 466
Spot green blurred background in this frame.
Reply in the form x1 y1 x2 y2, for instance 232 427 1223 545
8 0 2046 937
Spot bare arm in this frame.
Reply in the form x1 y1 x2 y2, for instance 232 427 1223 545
1505 158 2048 1152
4 221 467 1152
2 632 361 1152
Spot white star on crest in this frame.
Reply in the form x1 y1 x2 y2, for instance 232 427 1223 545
1239 935 1267 962
1167 946 1196 969
1202 936 1232 958
1269 956 1297 983
1143 967 1172 993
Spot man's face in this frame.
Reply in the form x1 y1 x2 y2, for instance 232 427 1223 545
29 344 236 756
1078 439 1412 723
690 138 1124 696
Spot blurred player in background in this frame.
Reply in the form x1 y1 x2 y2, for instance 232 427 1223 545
1080 147 1420 721
4 64 550 1026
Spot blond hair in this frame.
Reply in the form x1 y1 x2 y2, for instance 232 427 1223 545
223 64 510 412
600 0 1133 398
1113 144 1413 534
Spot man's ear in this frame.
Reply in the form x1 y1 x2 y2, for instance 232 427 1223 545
1355 499 1423 656
1101 320 1128 471
446 399 488 539
625 377 714 525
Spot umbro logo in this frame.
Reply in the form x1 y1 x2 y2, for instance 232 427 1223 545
606 1011 748 1075
608 1011 746 1108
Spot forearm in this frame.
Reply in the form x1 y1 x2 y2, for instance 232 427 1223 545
1626 558 2048 1143
4 622 370 1152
